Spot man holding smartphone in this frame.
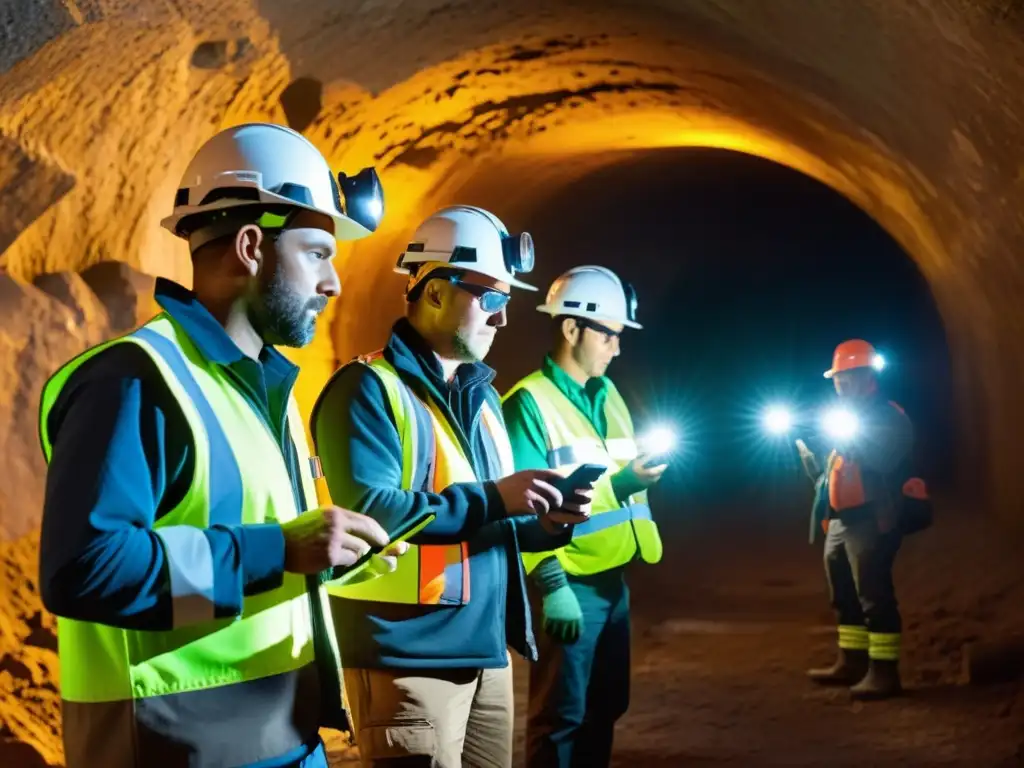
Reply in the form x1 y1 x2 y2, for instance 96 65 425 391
310 206 592 767
38 124 400 768
502 266 665 767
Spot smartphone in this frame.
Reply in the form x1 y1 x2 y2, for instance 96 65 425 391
330 512 436 582
553 463 607 501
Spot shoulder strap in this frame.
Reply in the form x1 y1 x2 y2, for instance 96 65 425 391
501 369 546 404
39 313 176 460
603 379 630 418
479 391 516 478
361 353 436 493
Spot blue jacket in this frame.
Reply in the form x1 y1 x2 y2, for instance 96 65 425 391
311 318 570 669
39 278 324 767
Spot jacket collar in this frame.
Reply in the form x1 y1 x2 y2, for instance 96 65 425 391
153 277 298 384
384 317 495 398
541 355 609 403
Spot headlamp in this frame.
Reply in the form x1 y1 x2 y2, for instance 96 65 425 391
623 280 638 324
336 167 384 232
501 231 534 275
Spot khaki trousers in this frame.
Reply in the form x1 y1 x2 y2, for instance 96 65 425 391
344 656 513 768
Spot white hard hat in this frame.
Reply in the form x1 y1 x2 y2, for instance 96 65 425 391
160 122 384 242
395 205 537 291
537 266 642 329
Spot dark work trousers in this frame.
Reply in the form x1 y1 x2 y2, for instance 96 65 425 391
824 512 903 637
526 568 631 768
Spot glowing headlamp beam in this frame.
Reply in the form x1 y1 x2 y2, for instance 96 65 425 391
763 405 793 435
822 408 859 440
642 425 677 456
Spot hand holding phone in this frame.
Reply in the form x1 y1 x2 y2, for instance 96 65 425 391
542 464 602 526
282 506 392 575
640 452 671 470
629 455 668 488
552 463 606 502
330 512 436 583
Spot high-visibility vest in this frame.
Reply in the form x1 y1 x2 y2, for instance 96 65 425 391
824 400 931 535
38 313 337 767
503 371 662 576
324 352 515 605
829 401 907 512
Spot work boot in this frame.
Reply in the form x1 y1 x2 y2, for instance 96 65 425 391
807 648 869 686
849 659 902 700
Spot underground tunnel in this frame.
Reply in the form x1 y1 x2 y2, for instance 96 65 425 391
2 0 1024 765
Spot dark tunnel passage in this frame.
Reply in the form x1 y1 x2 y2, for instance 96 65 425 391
490 148 955 512
6 1 1024 764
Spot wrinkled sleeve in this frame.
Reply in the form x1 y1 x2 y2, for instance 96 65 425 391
312 364 506 544
40 345 284 631
502 387 572 592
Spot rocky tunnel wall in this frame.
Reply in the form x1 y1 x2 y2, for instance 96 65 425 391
2 0 1024 545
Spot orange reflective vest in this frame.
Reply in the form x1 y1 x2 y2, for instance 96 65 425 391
823 401 930 534
320 351 515 606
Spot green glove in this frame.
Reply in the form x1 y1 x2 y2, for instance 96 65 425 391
542 585 583 644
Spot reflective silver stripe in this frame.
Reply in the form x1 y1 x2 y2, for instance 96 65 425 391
547 442 610 469
155 526 216 627
548 445 579 468
572 503 652 537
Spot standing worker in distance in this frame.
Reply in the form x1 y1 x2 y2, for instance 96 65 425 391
502 266 666 767
310 206 593 768
804 339 922 699
38 123 404 768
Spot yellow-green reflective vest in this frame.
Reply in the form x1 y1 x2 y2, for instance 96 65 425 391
38 314 337 765
504 371 663 576
325 351 514 605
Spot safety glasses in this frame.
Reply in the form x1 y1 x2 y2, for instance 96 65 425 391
574 317 621 340
449 278 511 314
406 267 511 313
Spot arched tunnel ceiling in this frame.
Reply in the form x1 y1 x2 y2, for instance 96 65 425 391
2 0 1024 520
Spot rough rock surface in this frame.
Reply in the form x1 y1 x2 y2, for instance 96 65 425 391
1 0 1023 511
0 264 155 766
2 0 1024 764
0 265 155 540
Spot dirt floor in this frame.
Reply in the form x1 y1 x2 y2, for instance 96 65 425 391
553 506 1024 767
5 492 1024 766
333 492 1024 766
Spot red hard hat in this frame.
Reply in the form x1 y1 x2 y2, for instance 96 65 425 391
824 339 877 379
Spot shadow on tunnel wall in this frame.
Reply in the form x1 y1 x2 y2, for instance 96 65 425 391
487 148 955 510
